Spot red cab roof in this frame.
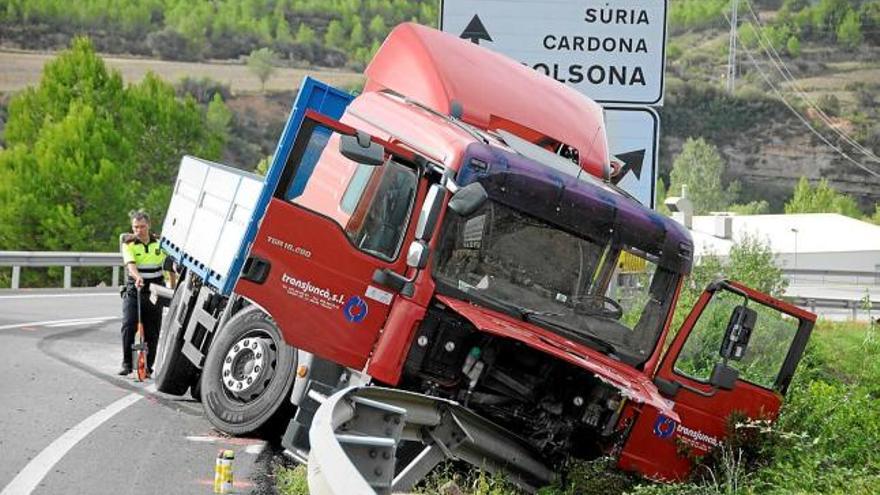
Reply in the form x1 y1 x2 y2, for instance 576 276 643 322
364 23 609 179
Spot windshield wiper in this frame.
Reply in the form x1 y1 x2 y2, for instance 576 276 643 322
523 313 618 356
469 291 558 320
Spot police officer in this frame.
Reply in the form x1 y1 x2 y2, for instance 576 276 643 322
118 210 173 376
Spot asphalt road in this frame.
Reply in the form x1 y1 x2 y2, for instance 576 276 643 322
0 290 269 495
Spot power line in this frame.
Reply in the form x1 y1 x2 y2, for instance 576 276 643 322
726 13 880 179
742 0 880 164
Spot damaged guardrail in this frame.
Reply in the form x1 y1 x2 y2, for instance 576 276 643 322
307 386 553 495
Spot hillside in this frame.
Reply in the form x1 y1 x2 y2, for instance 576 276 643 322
0 0 879 212
659 0 880 211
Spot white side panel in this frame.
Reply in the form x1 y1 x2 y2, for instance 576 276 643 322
184 166 238 267
161 155 264 281
162 157 209 251
209 175 264 277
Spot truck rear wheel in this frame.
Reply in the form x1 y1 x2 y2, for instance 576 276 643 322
154 278 199 395
200 308 297 435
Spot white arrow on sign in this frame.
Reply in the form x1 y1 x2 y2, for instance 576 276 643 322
441 0 668 106
605 107 660 208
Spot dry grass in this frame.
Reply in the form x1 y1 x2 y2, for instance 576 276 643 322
785 67 880 93
0 49 363 94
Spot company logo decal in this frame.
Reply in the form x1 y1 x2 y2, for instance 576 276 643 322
653 414 677 439
676 424 721 450
280 273 344 310
343 296 369 323
652 414 722 452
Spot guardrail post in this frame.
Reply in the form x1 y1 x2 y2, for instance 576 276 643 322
850 301 857 321
63 266 72 289
11 266 20 289
112 266 120 288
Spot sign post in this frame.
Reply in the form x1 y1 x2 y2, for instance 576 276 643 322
604 107 660 208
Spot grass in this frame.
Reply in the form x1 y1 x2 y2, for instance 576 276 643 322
276 320 880 495
276 464 309 495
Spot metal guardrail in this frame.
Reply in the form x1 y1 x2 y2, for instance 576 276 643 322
0 251 123 289
782 268 880 287
307 386 553 495
786 295 877 320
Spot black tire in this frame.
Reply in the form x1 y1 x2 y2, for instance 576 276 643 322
200 308 297 435
154 278 199 395
190 378 202 402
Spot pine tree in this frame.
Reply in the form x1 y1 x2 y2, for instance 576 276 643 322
275 16 294 44
0 37 220 263
324 19 345 48
368 14 386 41
206 93 233 153
350 18 365 48
295 23 316 44
246 47 277 92
786 35 801 57
668 137 738 214
837 9 863 49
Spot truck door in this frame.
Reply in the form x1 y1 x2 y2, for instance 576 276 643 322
234 111 424 369
617 280 815 480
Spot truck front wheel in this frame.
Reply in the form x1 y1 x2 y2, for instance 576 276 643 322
200 308 297 435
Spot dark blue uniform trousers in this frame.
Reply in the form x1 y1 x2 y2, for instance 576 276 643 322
120 285 162 371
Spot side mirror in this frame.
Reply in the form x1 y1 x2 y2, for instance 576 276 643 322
415 184 445 242
339 132 385 166
407 240 430 269
720 305 757 361
709 362 739 390
448 182 488 217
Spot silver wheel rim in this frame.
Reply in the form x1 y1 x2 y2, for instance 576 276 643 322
221 331 278 401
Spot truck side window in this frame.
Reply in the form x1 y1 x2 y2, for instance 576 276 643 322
673 290 799 390
345 160 417 259
280 124 417 261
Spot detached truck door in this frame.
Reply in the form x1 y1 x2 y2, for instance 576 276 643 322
235 111 423 369
618 280 815 480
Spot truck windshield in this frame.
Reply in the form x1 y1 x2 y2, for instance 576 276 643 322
433 200 679 364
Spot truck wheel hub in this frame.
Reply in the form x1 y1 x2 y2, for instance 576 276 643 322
221 335 276 399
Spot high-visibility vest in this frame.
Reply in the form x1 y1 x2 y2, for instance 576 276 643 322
122 235 167 282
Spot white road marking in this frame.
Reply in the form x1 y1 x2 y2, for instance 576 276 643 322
0 293 118 300
44 317 116 328
245 443 266 455
185 435 265 447
185 436 217 443
0 316 118 331
0 393 143 495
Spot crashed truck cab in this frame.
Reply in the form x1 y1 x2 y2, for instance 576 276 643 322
154 22 816 493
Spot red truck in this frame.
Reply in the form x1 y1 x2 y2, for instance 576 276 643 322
152 23 815 493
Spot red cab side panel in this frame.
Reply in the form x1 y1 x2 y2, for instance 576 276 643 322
617 387 781 480
236 199 403 369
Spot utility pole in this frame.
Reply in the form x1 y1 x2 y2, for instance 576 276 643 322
727 0 738 94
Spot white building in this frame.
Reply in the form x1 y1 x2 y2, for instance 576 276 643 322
689 213 880 274
666 193 880 320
